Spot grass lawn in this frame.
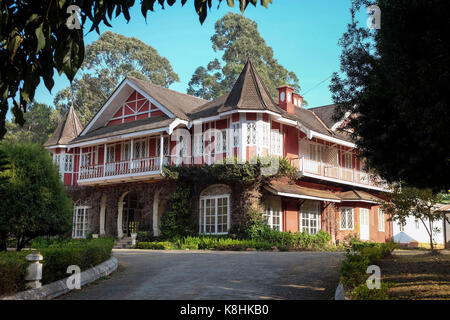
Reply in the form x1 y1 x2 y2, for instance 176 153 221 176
378 250 450 300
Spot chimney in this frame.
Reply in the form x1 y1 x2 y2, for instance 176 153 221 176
277 85 295 114
293 92 303 109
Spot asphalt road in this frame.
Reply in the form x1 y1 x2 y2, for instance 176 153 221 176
59 249 344 300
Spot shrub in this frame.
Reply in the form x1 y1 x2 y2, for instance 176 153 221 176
33 238 114 284
339 252 369 290
136 241 174 250
350 282 392 300
136 231 153 243
0 251 28 295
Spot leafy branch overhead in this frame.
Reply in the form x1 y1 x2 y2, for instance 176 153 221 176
0 0 273 139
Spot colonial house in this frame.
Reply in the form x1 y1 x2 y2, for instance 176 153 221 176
44 59 392 245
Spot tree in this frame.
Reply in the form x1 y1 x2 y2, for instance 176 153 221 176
160 185 193 239
0 142 73 251
0 0 273 139
330 0 450 191
382 186 449 252
4 102 59 145
54 31 180 125
0 149 9 251
187 12 300 100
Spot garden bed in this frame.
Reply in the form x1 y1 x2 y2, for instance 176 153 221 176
0 238 114 297
378 250 450 300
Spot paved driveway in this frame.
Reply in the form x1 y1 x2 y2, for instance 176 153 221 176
59 249 344 300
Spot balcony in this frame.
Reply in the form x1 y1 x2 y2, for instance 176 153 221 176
78 156 165 185
290 157 387 190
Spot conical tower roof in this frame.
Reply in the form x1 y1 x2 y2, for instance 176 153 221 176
218 59 281 113
44 106 83 147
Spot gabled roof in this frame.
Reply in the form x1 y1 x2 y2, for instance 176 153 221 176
44 106 83 147
266 181 342 202
308 104 338 129
127 76 207 120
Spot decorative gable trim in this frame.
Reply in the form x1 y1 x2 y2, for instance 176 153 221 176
81 78 175 136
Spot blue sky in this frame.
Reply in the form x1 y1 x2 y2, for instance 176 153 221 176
32 0 359 115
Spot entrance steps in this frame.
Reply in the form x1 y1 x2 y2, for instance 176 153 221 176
114 237 133 249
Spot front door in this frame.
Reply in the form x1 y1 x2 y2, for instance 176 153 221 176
122 193 138 236
360 208 370 240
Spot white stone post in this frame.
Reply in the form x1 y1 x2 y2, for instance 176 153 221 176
25 252 43 289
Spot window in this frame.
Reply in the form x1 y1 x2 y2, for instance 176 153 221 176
232 123 240 147
263 207 281 231
121 142 131 160
340 207 354 230
246 122 256 145
309 144 326 161
72 206 89 239
271 128 282 155
343 152 353 169
106 145 115 163
262 122 270 149
378 208 385 231
199 195 230 235
300 201 321 234
399 222 404 232
156 136 169 156
134 138 148 159
193 134 203 156
415 218 420 229
221 130 227 153
214 130 227 154
64 154 73 172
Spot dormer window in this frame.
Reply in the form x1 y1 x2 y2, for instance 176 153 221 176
287 92 291 103
280 92 285 102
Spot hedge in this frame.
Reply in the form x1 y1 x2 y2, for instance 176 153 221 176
0 238 114 296
339 241 397 300
136 231 332 251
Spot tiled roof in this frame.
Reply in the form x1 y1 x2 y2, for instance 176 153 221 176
44 106 83 147
70 116 173 144
308 104 338 129
340 190 382 203
266 181 342 202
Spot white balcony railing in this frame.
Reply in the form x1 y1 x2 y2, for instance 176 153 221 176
290 157 385 188
79 156 162 181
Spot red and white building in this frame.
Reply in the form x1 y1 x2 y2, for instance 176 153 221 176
45 60 392 243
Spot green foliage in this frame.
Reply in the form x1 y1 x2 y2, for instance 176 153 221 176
54 31 179 126
340 240 397 293
4 102 59 145
187 12 300 100
0 238 114 295
160 185 194 239
330 0 450 190
0 251 28 295
32 238 114 284
350 282 392 300
0 1 270 139
0 141 73 251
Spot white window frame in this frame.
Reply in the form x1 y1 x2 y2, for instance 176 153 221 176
106 145 115 163
64 154 74 173
340 207 354 230
299 201 321 234
232 123 240 148
263 206 282 231
193 133 203 156
121 141 131 161
246 122 257 146
378 208 385 232
72 206 90 239
199 194 230 235
270 128 282 156
262 121 270 149
134 138 148 159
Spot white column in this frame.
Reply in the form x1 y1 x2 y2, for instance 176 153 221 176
78 148 82 179
99 194 106 235
130 139 134 172
103 144 107 177
240 113 246 162
117 200 124 239
152 189 161 237
159 133 164 171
